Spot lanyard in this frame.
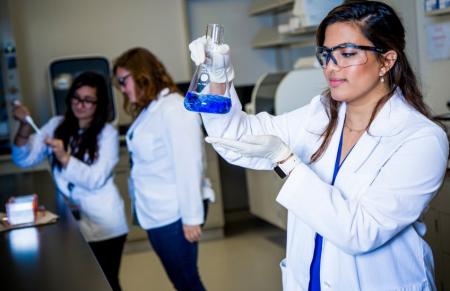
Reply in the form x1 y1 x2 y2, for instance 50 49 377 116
332 127 345 184
309 125 349 291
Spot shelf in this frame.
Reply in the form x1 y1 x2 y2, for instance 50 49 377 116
426 7 450 16
248 1 317 49
434 113 450 121
287 25 317 35
251 27 315 48
249 0 294 16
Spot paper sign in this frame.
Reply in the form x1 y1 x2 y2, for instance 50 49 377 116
426 23 450 60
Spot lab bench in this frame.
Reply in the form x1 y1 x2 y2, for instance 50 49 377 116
0 136 225 246
0 170 112 291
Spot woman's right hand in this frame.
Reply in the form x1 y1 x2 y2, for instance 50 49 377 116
13 103 34 146
13 103 31 123
183 224 202 243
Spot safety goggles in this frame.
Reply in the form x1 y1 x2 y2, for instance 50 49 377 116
315 43 386 68
116 74 131 87
70 95 98 107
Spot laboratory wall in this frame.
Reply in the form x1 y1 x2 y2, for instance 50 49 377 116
7 0 191 126
6 0 450 122
414 0 450 115
186 0 279 86
387 0 420 75
390 0 450 115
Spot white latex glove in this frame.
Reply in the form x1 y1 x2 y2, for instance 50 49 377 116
205 135 292 164
188 36 235 83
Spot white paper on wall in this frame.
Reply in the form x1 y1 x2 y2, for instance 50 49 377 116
426 22 450 61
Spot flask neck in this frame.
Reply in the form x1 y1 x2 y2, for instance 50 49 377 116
206 24 224 45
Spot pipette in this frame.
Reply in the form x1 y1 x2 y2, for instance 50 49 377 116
13 100 42 134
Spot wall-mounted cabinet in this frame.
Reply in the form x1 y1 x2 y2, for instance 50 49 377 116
249 0 294 16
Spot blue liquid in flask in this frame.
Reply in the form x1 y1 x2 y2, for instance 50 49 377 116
184 91 231 114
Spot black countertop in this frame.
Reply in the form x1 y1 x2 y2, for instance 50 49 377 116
0 170 111 291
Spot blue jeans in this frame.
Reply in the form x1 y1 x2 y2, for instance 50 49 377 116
146 219 206 291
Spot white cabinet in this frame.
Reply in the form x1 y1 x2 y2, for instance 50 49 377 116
203 143 226 234
246 169 287 230
115 143 225 242
424 171 450 291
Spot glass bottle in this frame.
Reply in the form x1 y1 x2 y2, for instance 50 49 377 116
184 24 232 114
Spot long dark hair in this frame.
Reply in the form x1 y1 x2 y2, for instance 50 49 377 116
113 47 179 117
310 0 432 163
53 71 109 169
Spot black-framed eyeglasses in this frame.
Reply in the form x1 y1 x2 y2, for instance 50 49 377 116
70 95 98 107
315 43 386 68
116 74 131 87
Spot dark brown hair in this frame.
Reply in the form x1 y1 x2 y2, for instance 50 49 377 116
113 47 179 117
53 71 109 169
311 0 432 163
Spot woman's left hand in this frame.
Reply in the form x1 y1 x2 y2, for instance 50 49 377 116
188 36 235 83
205 135 292 164
183 224 202 243
45 138 71 167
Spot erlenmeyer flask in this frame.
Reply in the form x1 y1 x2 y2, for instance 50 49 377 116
184 24 232 114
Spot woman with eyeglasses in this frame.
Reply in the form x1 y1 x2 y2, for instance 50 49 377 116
12 71 128 291
113 47 213 291
189 1 448 290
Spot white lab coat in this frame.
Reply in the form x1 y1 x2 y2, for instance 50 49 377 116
201 87 448 291
126 89 214 230
12 116 129 242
